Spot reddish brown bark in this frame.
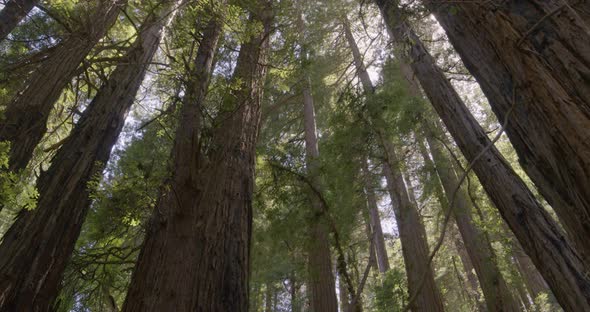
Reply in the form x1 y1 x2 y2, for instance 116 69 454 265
0 0 125 172
426 1 590 265
122 3 273 311
0 3 173 310
0 0 38 41
374 1 590 310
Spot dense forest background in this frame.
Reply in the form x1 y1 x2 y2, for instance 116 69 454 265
0 0 589 311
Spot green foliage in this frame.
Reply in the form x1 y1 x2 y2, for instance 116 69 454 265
0 142 38 210
374 269 407 311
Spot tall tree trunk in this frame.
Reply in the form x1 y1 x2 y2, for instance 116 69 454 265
381 148 445 312
302 73 339 312
0 0 125 173
0 3 173 310
418 139 485 311
362 208 379 273
361 160 390 273
374 1 590 310
122 3 272 311
341 16 374 94
342 16 443 311
421 125 520 312
297 11 338 312
452 234 485 312
512 242 552 302
0 0 38 41
426 2 590 264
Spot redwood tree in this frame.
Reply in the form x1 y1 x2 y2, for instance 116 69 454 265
425 1 590 265
343 18 444 311
302 72 339 312
0 0 38 41
122 1 273 310
421 123 520 312
375 0 590 310
361 161 389 274
0 0 125 172
0 3 177 310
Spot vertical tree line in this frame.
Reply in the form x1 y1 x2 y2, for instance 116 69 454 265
0 0 588 311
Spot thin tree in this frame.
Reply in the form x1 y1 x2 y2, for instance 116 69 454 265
0 0 125 173
424 1 590 266
302 54 339 312
0 0 38 41
361 160 389 273
122 1 273 310
0 2 178 310
420 123 520 311
342 16 444 311
297 8 339 312
374 0 590 310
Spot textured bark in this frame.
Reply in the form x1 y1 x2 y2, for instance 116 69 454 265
374 1 590 310
0 0 125 172
0 3 172 310
122 3 272 311
362 161 390 273
381 148 445 312
422 126 520 312
0 0 38 41
426 1 590 266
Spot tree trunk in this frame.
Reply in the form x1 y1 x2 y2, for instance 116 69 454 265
341 16 374 94
363 208 379 273
418 139 485 311
0 0 125 173
298 12 339 312
361 160 390 273
381 148 445 312
452 234 486 312
426 2 590 265
302 75 339 312
0 0 38 41
0 3 173 310
421 125 520 312
122 3 272 311
342 16 443 311
512 242 552 302
374 1 590 310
